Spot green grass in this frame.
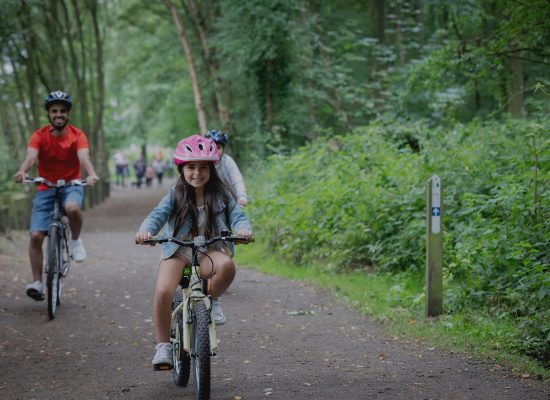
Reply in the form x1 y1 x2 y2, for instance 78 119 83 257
235 242 550 381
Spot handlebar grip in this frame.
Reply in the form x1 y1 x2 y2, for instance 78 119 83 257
233 237 255 244
136 237 159 245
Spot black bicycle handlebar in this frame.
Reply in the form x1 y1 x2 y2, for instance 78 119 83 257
22 177 89 187
137 234 254 248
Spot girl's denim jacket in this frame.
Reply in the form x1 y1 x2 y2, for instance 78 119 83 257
138 186 251 260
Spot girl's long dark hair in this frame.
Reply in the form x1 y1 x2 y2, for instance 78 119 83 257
169 162 236 238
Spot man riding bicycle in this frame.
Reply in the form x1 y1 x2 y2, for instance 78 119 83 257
13 91 100 301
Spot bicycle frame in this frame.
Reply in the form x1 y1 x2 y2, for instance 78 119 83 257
176 264 217 355
48 185 69 270
23 177 87 319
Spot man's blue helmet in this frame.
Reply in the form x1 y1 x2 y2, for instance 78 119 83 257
44 91 72 111
204 129 228 145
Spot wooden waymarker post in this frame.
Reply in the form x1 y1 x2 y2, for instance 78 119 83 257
426 175 443 317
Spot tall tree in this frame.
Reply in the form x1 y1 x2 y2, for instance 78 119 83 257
185 0 230 131
163 0 207 133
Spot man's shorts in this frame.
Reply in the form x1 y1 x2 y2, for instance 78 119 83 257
30 186 84 232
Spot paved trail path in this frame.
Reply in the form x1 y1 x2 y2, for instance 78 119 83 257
1 183 548 399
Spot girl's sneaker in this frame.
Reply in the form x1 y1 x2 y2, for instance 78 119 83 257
212 298 226 325
152 342 173 371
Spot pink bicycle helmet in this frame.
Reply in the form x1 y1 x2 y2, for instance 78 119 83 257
173 134 219 165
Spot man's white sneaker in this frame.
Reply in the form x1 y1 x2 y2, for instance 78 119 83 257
71 238 87 262
152 342 173 370
26 280 45 301
212 298 226 325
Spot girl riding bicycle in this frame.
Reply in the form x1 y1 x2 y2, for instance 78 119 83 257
135 134 253 370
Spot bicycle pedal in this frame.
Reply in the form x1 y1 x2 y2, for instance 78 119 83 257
153 363 173 371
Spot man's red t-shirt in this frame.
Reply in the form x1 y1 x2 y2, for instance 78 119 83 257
28 125 89 191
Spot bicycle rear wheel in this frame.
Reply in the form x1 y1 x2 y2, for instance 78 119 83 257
46 225 61 320
171 289 190 386
192 302 211 400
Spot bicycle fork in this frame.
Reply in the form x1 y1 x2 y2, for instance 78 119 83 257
179 293 218 356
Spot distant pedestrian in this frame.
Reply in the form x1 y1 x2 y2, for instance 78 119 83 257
113 149 128 187
133 157 146 188
152 155 165 186
145 164 154 187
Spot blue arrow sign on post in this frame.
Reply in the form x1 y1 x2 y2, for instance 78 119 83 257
432 207 440 216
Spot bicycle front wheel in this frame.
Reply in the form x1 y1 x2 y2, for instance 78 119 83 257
46 225 61 320
192 302 211 400
172 290 190 386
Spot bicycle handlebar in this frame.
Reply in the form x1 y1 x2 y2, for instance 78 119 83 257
137 234 254 248
22 177 89 187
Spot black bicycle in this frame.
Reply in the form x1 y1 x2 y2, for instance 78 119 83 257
138 232 252 400
23 177 87 320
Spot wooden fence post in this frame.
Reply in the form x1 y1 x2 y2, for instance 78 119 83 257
426 175 443 317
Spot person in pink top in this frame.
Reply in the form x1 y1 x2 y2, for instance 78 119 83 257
13 91 100 301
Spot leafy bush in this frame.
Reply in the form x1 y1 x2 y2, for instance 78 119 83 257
246 117 549 365
249 125 426 272
423 119 550 365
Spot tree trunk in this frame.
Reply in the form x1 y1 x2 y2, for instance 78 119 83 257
41 0 67 89
395 4 406 65
367 0 385 43
0 102 21 163
18 0 41 127
163 0 208 133
7 43 33 131
186 0 230 130
61 0 90 134
3 49 35 154
507 54 524 118
90 0 109 200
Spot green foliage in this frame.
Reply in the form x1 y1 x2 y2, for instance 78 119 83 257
248 126 426 272
245 117 550 366
400 1 550 122
103 1 197 149
426 119 550 364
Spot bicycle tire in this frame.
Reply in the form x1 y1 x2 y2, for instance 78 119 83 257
60 229 70 278
192 302 211 400
46 225 61 320
172 290 190 386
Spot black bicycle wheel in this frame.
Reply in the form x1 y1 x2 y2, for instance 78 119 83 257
192 302 211 400
60 230 70 278
46 225 61 320
172 290 190 386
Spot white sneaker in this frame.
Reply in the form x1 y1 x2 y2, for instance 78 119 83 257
152 342 173 370
26 280 45 301
212 298 226 325
71 239 87 262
